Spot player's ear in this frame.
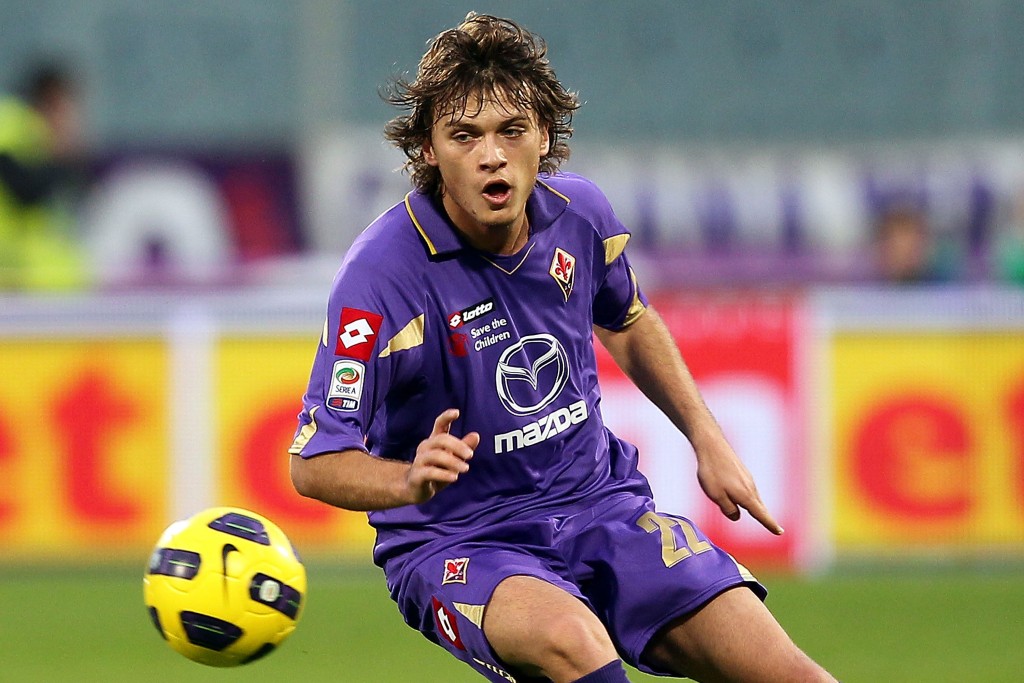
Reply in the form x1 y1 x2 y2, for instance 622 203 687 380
422 136 439 167
538 124 550 157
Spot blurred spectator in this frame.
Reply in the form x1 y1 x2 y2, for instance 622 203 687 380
0 60 90 290
871 202 951 284
991 191 1024 285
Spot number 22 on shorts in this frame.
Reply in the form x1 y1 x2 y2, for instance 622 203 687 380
636 511 713 567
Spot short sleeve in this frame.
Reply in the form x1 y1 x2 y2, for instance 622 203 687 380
556 175 648 330
289 244 422 458
593 247 648 330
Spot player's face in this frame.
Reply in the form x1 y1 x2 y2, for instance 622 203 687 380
423 92 550 254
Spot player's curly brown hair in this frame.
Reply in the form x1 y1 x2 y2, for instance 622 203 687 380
383 13 580 196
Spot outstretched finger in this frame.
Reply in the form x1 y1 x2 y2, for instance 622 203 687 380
743 497 784 536
431 408 460 437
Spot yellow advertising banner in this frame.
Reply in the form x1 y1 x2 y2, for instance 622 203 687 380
0 333 376 562
831 331 1024 553
0 338 169 559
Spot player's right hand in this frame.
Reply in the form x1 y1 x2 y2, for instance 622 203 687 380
406 409 479 504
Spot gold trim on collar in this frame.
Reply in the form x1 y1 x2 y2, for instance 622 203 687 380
479 242 536 275
379 314 425 358
405 193 438 256
537 179 571 204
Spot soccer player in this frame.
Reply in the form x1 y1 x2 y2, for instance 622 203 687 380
290 13 836 683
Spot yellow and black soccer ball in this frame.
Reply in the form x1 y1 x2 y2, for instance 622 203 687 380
143 506 306 667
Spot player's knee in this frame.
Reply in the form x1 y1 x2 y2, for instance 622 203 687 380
530 610 616 675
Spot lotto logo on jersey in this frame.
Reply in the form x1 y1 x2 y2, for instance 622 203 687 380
327 359 365 411
432 597 466 651
448 298 494 328
442 557 469 585
335 307 383 360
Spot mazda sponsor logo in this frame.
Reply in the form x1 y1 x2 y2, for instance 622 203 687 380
494 400 588 454
494 334 569 416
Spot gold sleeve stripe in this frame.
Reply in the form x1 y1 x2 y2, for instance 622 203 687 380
603 233 630 265
621 267 647 327
379 314 425 358
405 193 438 256
288 405 319 455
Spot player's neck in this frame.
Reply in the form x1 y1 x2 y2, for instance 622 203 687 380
450 212 530 256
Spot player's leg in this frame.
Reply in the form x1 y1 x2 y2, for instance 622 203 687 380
390 524 631 683
483 574 630 683
641 586 837 683
553 493 835 682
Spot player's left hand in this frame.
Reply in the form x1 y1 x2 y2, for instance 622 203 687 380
693 433 783 535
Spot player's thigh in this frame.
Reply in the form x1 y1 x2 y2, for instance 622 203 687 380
643 586 834 683
484 574 619 681
559 495 765 674
395 542 584 682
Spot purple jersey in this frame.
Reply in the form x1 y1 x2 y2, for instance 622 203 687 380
291 173 653 566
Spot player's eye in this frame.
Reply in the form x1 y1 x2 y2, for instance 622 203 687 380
452 131 474 143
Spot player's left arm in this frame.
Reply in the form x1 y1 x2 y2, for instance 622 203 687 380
594 307 783 535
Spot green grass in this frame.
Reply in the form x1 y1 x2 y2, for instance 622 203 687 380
1 564 1022 682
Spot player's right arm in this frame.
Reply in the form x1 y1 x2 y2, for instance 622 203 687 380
290 408 479 511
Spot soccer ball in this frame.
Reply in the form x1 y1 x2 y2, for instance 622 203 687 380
144 506 307 667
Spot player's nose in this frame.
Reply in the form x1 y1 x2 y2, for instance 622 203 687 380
478 134 507 170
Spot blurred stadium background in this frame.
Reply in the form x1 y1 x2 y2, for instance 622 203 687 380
1 1 1023 681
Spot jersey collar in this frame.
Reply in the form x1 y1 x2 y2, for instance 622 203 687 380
404 178 571 258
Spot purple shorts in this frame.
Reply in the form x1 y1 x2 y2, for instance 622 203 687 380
387 492 766 681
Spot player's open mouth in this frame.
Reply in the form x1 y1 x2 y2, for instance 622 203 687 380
482 180 512 205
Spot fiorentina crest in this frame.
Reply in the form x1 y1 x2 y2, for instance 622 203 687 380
442 557 469 585
549 247 575 301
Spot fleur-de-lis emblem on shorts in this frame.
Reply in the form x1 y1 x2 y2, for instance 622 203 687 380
549 247 576 301
442 557 469 585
